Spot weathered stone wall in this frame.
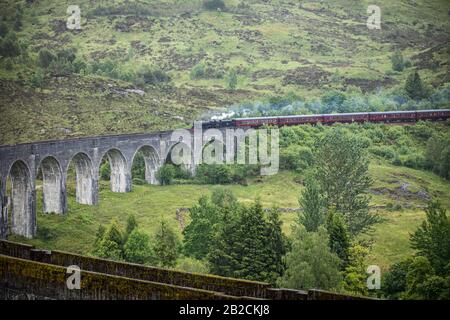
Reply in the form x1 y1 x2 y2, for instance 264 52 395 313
0 240 270 298
0 240 375 300
0 254 239 300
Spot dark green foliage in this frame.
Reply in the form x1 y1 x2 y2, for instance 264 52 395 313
410 201 450 275
203 0 226 11
123 229 153 264
298 176 325 232
100 162 111 181
195 164 233 184
320 90 347 113
0 32 20 58
227 69 237 90
183 195 222 259
135 65 170 85
37 48 56 68
405 71 428 100
131 152 146 181
280 145 313 171
391 51 405 72
28 70 44 89
156 164 176 185
207 200 287 284
93 219 124 260
404 256 445 300
124 214 138 243
426 134 450 179
326 212 350 266
382 201 450 299
190 62 224 80
195 164 258 185
277 226 342 290
152 220 180 268
0 21 10 37
382 259 410 299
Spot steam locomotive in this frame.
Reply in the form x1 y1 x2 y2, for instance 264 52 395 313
200 109 450 129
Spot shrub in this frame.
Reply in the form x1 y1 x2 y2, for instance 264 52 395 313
0 32 21 58
156 164 176 185
135 65 170 85
28 70 44 88
195 164 233 184
369 146 396 159
38 48 56 68
391 51 405 72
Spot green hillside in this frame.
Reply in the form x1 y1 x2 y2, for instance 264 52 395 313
9 162 450 272
1 0 449 144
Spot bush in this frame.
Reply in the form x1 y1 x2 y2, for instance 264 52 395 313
156 164 176 185
38 48 56 68
369 146 397 160
391 51 405 72
28 70 44 88
195 164 233 184
280 146 313 171
0 32 21 58
135 65 170 85
403 153 425 169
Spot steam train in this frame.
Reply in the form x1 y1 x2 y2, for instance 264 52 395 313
200 109 450 129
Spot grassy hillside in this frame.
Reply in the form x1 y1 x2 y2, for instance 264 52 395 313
1 0 449 143
9 161 450 272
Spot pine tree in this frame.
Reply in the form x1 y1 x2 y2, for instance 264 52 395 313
153 220 180 268
208 201 287 283
123 229 153 264
299 175 325 232
123 214 138 243
405 71 427 100
326 212 350 267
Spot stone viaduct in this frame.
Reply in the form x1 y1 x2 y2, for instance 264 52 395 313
0 129 210 240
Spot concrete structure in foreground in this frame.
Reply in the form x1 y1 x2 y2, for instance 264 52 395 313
0 130 201 239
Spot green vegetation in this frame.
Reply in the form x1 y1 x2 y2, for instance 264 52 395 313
1 0 450 299
1 0 449 144
277 226 342 291
382 201 450 299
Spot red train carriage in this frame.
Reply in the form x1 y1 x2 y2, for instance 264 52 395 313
235 116 279 127
369 111 416 122
416 109 450 121
322 113 369 124
278 115 324 126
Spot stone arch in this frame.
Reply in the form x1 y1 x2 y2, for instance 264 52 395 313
38 156 66 214
68 153 96 205
8 160 35 238
165 141 194 175
102 149 130 193
132 145 161 185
